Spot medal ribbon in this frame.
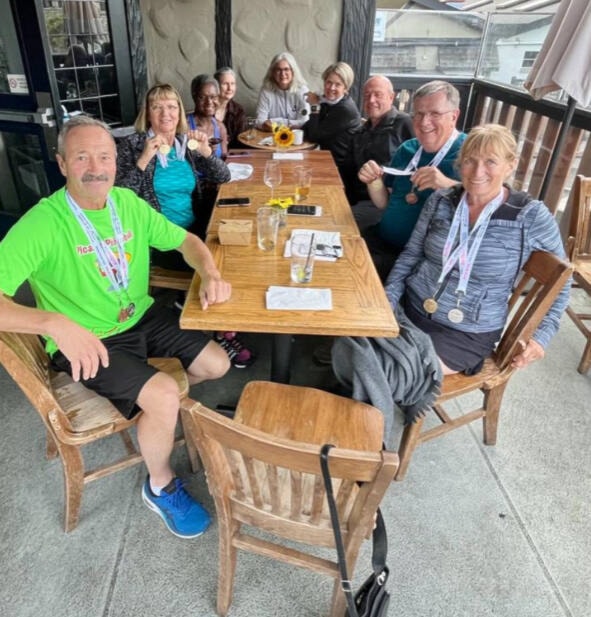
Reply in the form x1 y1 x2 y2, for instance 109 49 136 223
147 129 187 168
403 128 459 174
66 191 130 298
436 189 505 295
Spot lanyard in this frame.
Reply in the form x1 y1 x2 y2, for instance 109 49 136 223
148 129 187 168
66 190 129 294
437 189 505 296
404 129 459 174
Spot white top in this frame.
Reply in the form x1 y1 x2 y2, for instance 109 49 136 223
255 86 310 128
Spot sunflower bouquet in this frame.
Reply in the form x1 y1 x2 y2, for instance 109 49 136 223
273 124 295 148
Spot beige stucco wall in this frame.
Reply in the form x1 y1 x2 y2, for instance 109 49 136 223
139 0 342 114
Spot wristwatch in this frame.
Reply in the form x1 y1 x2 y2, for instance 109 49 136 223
310 104 320 113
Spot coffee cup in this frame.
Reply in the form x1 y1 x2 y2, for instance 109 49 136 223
292 129 304 146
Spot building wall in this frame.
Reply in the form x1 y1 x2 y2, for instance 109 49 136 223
138 0 343 115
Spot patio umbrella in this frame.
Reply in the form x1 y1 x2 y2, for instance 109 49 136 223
64 0 106 46
524 0 591 200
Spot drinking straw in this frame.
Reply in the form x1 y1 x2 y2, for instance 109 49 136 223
304 233 315 272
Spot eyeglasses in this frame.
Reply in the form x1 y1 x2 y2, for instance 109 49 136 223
150 103 179 113
274 68 292 73
410 110 455 121
197 94 218 101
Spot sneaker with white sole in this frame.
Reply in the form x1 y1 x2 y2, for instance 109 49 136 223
142 476 211 539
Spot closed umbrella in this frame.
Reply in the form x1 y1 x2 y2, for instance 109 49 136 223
524 0 591 200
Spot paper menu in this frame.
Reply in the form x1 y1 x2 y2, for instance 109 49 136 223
283 229 343 262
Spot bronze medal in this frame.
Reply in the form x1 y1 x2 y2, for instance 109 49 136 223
158 143 171 155
118 303 135 323
447 307 464 324
405 192 418 204
423 298 438 314
187 138 198 150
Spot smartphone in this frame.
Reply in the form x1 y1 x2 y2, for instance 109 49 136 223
286 205 321 216
217 197 251 207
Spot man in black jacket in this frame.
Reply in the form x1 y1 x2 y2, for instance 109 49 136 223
337 75 414 209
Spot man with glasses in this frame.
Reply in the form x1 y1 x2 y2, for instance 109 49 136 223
336 74 414 208
359 80 466 280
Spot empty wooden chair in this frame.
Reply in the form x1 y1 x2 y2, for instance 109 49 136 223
566 174 591 374
396 250 572 480
182 382 398 617
0 330 194 532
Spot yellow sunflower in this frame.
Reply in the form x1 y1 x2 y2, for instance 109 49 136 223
273 125 294 147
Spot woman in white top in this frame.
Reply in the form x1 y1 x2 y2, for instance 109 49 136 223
256 52 310 130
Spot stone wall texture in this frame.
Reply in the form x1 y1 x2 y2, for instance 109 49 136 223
139 0 343 114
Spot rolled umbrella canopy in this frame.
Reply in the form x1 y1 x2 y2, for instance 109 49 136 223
524 0 591 200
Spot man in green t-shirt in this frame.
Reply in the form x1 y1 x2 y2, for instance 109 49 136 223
0 115 231 539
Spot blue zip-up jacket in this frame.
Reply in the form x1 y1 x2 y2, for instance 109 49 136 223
385 185 570 349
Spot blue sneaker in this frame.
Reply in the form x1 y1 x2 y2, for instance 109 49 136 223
142 476 211 539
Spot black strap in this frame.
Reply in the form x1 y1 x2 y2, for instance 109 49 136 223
321 444 390 617
321 444 359 617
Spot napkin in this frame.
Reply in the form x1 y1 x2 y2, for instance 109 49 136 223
227 162 253 182
266 286 332 310
258 136 274 146
273 152 304 160
283 229 343 262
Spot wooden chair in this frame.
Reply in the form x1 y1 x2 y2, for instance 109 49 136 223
566 174 591 374
182 382 398 617
396 250 573 480
0 330 196 532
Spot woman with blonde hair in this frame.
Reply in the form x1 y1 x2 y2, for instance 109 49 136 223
256 52 310 130
303 61 361 160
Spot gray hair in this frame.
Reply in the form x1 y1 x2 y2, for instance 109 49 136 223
413 80 460 109
262 52 307 93
322 62 355 92
214 66 236 82
191 73 220 100
57 114 114 157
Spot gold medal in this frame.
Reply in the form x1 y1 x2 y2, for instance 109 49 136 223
158 143 171 155
187 138 198 150
423 298 438 314
405 191 418 204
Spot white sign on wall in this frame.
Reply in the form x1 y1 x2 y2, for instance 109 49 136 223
7 74 29 94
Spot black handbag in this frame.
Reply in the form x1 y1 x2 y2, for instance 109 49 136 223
320 444 391 617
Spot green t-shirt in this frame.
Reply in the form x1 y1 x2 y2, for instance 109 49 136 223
0 186 187 355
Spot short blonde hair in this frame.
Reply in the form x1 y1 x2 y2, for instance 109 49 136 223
459 124 517 164
134 83 188 134
322 62 355 92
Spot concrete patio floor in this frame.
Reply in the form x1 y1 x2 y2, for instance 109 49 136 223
1 291 590 617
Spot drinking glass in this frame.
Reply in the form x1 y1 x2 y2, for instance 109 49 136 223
246 116 256 140
264 160 282 201
290 233 315 283
257 207 280 251
294 166 312 202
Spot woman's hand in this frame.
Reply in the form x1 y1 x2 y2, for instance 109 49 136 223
358 160 383 185
306 91 320 106
137 134 164 170
189 129 212 157
511 339 544 369
261 120 274 132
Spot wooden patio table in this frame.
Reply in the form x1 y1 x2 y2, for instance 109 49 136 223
180 151 398 382
237 128 316 151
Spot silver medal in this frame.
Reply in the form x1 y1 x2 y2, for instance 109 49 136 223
447 307 464 324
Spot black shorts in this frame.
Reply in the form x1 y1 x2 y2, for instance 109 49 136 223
403 294 502 375
50 304 210 418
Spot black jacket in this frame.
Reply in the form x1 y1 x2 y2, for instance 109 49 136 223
337 108 414 205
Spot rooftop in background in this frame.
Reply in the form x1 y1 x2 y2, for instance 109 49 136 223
401 0 560 12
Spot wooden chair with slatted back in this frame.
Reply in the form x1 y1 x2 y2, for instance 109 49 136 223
395 250 572 480
0 330 196 532
182 384 398 617
566 174 591 374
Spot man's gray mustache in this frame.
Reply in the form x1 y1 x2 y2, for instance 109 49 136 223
82 174 110 182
